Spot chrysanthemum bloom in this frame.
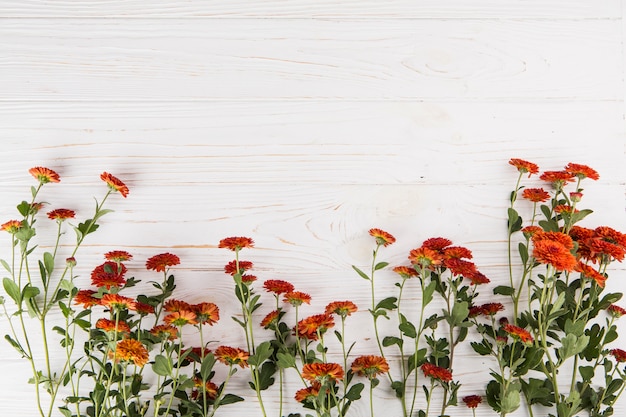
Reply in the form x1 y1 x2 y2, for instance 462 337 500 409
1 220 22 234
421 362 452 382
522 188 550 203
100 293 137 311
532 239 577 271
422 237 453 251
164 299 192 312
164 310 198 327
29 202 45 215
532 231 575 250
134 301 155 315
408 247 443 268
610 348 626 363
575 262 607 288
192 302 220 325
66 257 77 267
241 274 257 284
90 261 127 289
468 305 483 318
503 324 533 344
351 355 390 379
74 289 99 308
368 228 396 247
392 265 419 279
325 301 358 317
521 226 543 240
214 346 250 368
46 208 75 221
100 172 129 198
218 236 254 251
463 395 482 408
480 303 505 316
283 291 312 307
594 226 626 247
192 378 219 400
509 158 539 176
565 162 600 181
444 258 478 277
569 192 583 203
302 362 344 383
539 170 576 189
146 252 180 272
95 318 130 334
150 324 179 341
224 260 253 275
585 239 626 263
496 335 508 345
607 304 626 318
294 382 321 403
263 279 295 295
554 204 578 215
104 250 133 262
443 246 473 260
112 339 149 367
294 314 335 340
260 310 281 329
466 270 491 285
29 166 60 184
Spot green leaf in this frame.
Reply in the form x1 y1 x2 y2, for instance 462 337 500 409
518 242 529 265
579 366 594 381
43 252 54 276
2 278 20 303
59 407 72 417
277 352 296 369
521 378 552 406
398 321 417 338
507 208 523 233
248 341 273 366
374 261 389 271
16 201 31 217
423 281 436 306
375 297 397 311
501 384 521 413
200 353 216 381
219 393 244 406
559 334 589 361
352 265 370 280
4 334 27 357
569 209 593 225
256 361 277 390
382 336 403 348
450 301 469 327
493 285 515 296
0 259 11 273
152 354 172 377
345 383 364 401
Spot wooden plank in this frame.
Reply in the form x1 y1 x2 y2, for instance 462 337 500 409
0 0 619 18
0 19 621 101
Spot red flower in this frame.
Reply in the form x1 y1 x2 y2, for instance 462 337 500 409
164 310 198 326
47 209 75 221
540 170 576 188
74 289 99 308
325 301 358 317
294 314 334 340
283 291 312 307
218 236 254 251
1 220 22 234
192 379 219 400
610 348 626 363
164 299 192 312
443 246 473 260
104 250 133 262
96 318 130 334
146 252 180 272
241 274 257 284
522 226 543 239
479 303 505 316
408 247 443 268
214 346 249 368
91 261 127 289
443 258 477 277
100 172 129 198
565 162 599 181
260 310 281 329
532 231 575 250
302 362 344 383
295 382 321 403
422 237 453 251
150 324 179 341
532 240 577 271
351 355 389 378
112 339 149 367
575 262 607 288
100 293 137 311
29 166 60 184
192 302 220 325
607 305 626 318
224 260 253 275
263 279 295 295
522 188 550 203
134 301 155 315
392 265 419 279
421 362 452 382
509 158 539 176
467 270 491 285
503 324 533 344
368 228 396 247
463 395 482 408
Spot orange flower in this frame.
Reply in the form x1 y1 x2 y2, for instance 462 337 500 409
96 318 130 334
263 279 295 295
565 162 599 181
46 209 75 221
302 362 344 383
283 291 312 307
192 302 220 325
521 226 543 239
610 348 626 362
74 289 99 308
164 299 192 312
351 355 389 378
540 170 576 188
1 220 22 234
135 302 155 315
477 303 505 316
100 293 137 311
607 304 626 318
392 265 419 279
522 188 550 203
443 258 477 277
532 240 577 271
146 252 180 272
509 158 539 176
164 310 198 326
294 314 334 340
575 262 607 288
532 231 575 250
91 261 127 289
422 237 453 251
112 339 149 367
368 228 396 247
463 395 482 408
100 172 129 198
224 260 253 275
503 324 533 344
294 382 321 403
325 301 358 317
260 310 281 329
192 378 219 400
29 166 60 184
421 362 452 382
150 324 179 341
467 270 490 285
443 246 473 260
104 250 133 262
214 346 249 368
554 204 577 214
218 236 254 251
408 247 443 268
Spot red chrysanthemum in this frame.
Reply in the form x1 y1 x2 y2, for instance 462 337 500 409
134 301 155 315
351 355 389 378
29 166 60 184
104 250 133 262
594 226 626 247
224 260 254 275
163 299 192 312
521 226 543 239
260 310 281 329
503 324 533 344
575 262 607 288
368 228 396 247
263 279 295 295
96 318 130 334
164 310 198 326
90 261 127 289
444 258 478 277
532 231 575 250
610 348 626 363
522 188 550 203
214 346 250 368
294 314 335 340
46 209 75 221
554 204 578 214
283 291 312 307
479 303 505 316
192 302 220 325
408 247 443 268
463 395 482 408
146 252 180 272
294 382 321 403
443 246 473 260
607 304 626 318
532 240 577 271
218 236 254 251
565 162 600 181
325 301 358 317
540 170 576 188
192 378 219 400
241 274 257 284
302 362 344 383
100 172 129 198
509 158 539 176
467 270 491 285
100 293 137 311
150 324 179 341
422 237 453 251
112 338 149 367
74 289 100 308
421 362 452 382
392 265 419 279
1 220 22 234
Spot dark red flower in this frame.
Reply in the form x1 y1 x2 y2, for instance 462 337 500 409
218 236 254 251
91 261 127 289
463 395 482 408
263 279 295 295
146 252 180 272
421 362 452 382
564 163 599 181
522 188 550 203
47 209 75 221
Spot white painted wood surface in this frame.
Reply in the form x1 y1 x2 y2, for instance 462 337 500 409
0 1 625 416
